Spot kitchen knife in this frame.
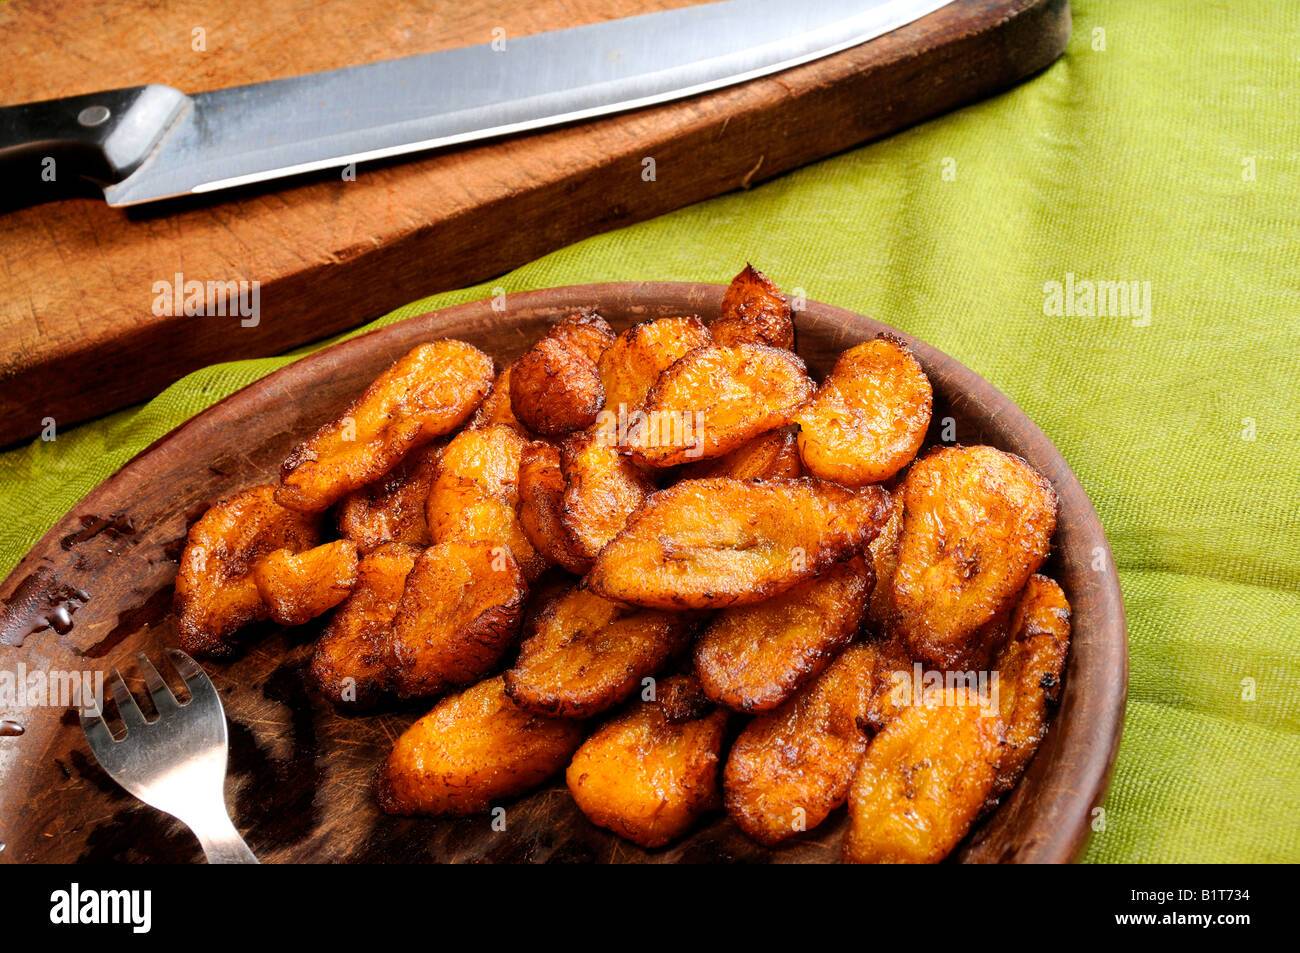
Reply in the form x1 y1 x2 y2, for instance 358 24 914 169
0 0 955 208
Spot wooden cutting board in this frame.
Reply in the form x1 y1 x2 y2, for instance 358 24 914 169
0 0 1070 446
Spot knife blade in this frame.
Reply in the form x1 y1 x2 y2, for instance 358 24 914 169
0 0 955 208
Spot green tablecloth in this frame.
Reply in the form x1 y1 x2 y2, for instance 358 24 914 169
2 1 1297 862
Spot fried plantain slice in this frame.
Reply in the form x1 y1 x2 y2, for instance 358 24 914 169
252 539 359 626
336 441 442 551
504 588 696 718
628 344 814 467
989 574 1070 802
710 264 794 350
587 478 891 610
680 426 801 481
277 340 492 512
545 310 617 364
596 315 712 413
843 688 1002 864
566 674 727 847
891 445 1057 668
175 484 322 657
510 335 605 437
308 543 420 708
376 675 585 816
427 423 548 581
468 363 533 435
510 312 616 437
724 642 878 845
559 429 656 563
384 541 528 699
793 336 932 485
517 441 592 575
865 491 904 632
694 555 873 712
427 423 524 528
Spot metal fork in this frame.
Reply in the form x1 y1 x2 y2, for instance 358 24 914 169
81 648 258 864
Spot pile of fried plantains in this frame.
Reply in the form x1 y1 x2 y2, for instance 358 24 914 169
173 266 1069 863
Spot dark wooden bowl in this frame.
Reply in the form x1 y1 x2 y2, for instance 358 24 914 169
0 282 1126 864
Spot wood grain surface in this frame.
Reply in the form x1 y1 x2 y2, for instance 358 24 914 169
0 0 1071 446
0 282 1125 864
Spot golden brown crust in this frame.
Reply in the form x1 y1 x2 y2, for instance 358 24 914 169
385 541 528 699
276 340 492 512
679 426 801 481
376 675 585 816
793 336 932 485
510 335 605 437
508 313 616 438
657 676 716 724
427 423 525 531
843 688 1002 863
566 674 727 847
596 315 712 413
989 574 1070 803
545 311 617 364
559 429 656 563
517 441 592 575
175 484 322 657
724 642 878 845
252 540 359 626
504 588 696 718
694 555 873 712
426 424 548 581
308 543 420 708
628 344 814 468
891 445 1057 668
587 478 891 610
336 441 442 551
710 264 794 350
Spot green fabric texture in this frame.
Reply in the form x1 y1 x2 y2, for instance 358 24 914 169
1 1 1297 862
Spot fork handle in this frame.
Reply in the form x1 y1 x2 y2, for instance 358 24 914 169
190 806 259 864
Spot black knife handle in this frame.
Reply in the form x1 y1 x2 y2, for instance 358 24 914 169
0 84 188 198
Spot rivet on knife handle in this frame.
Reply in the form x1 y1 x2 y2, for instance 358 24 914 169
0 84 189 204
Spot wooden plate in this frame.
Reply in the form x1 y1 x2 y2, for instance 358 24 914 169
0 283 1126 864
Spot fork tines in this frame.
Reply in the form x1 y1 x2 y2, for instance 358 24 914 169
81 648 206 739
